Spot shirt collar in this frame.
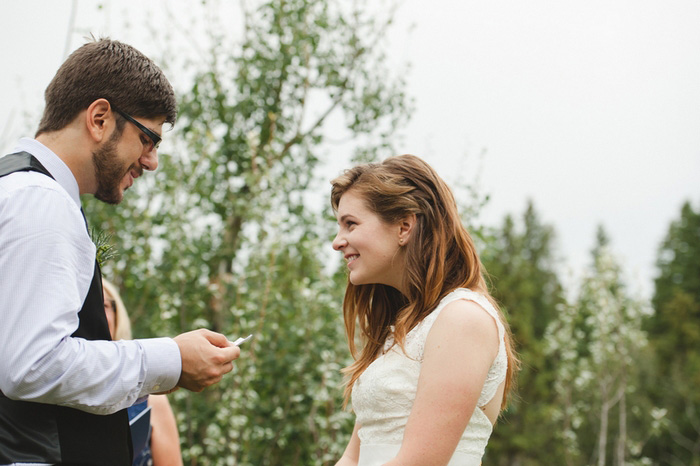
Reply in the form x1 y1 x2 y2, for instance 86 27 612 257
13 138 82 208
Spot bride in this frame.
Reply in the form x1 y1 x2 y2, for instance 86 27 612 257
330 155 518 466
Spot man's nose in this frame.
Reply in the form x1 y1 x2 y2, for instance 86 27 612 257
140 148 159 171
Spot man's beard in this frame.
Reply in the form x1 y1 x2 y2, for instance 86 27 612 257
92 132 132 205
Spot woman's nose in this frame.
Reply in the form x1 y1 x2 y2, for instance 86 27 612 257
332 233 346 251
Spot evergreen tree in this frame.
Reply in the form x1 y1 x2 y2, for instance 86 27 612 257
645 201 700 465
480 201 567 465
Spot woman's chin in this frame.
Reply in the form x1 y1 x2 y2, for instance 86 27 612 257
348 273 365 286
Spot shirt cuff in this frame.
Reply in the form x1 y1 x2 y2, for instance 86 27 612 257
136 337 181 395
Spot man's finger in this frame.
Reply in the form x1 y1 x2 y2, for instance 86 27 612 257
203 330 231 348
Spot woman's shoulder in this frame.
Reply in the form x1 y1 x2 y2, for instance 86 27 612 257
443 288 502 324
406 289 499 358
422 292 501 368
420 288 504 342
424 288 492 322
434 297 499 340
441 287 493 308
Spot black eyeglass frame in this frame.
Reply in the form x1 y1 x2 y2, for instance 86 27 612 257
112 106 162 151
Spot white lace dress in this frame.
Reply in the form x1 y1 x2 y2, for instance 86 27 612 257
352 288 508 465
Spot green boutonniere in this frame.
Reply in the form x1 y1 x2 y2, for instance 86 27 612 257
90 228 118 268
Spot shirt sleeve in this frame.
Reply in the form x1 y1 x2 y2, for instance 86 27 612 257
0 180 181 414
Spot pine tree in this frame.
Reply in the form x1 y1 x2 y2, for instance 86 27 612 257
645 201 700 464
481 201 567 465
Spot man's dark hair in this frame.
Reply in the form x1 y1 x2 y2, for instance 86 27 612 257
36 38 177 136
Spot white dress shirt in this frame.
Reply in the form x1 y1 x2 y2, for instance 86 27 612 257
0 138 181 415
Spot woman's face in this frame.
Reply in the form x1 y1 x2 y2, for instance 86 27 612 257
103 288 117 339
332 190 405 292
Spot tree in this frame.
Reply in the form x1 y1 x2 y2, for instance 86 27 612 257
84 0 411 463
480 201 568 465
645 200 700 465
546 227 652 465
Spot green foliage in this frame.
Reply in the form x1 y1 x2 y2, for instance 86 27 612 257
651 201 700 356
645 200 700 465
546 228 653 465
479 201 568 465
169 234 353 465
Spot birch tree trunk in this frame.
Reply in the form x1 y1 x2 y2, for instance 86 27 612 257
598 383 610 466
615 383 627 465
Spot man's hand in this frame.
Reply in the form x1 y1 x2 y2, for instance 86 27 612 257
173 329 241 392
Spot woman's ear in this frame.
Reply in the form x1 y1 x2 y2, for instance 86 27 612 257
398 214 416 245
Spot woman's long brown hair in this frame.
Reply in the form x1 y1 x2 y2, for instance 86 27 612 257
331 155 519 410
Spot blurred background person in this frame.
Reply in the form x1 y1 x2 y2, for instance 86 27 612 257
103 278 184 466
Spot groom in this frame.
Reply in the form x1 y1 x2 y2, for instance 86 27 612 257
0 39 240 465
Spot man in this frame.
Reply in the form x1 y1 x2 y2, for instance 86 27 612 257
0 39 240 465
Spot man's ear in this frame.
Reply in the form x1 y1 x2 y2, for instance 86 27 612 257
398 213 417 245
85 99 113 143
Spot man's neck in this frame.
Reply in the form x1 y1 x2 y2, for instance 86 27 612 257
35 128 95 195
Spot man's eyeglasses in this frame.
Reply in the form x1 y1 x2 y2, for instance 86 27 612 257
112 107 162 151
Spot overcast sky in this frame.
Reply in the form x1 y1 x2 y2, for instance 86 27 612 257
2 0 699 299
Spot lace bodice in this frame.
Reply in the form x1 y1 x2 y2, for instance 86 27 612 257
352 288 508 464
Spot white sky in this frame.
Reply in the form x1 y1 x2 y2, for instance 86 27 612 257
1 0 699 299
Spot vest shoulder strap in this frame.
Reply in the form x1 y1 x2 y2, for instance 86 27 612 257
0 151 54 179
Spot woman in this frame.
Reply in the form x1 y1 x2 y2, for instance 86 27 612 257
331 155 518 465
103 279 184 466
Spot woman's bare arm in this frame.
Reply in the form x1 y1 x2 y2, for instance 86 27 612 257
383 299 499 466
